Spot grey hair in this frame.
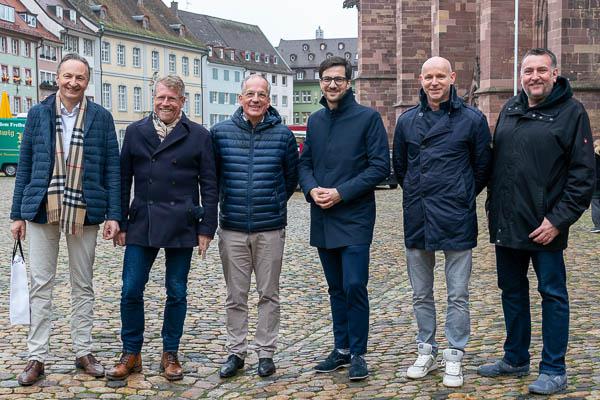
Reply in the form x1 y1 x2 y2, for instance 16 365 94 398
240 74 271 95
57 53 91 78
154 75 185 97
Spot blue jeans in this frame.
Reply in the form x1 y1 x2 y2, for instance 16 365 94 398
495 246 569 375
120 245 193 353
318 245 370 356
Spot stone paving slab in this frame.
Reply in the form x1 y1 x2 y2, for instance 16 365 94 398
0 177 599 399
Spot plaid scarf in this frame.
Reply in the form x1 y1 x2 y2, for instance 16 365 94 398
152 111 181 142
46 95 88 236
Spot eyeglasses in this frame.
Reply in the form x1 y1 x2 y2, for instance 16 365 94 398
242 91 269 100
320 76 348 85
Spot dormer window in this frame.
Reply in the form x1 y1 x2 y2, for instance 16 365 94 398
208 46 212 57
69 9 76 23
0 4 15 23
254 52 260 62
326 52 333 59
273 56 278 64
230 50 234 60
19 13 36 27
264 55 269 64
308 53 315 61
90 5 107 19
344 52 351 60
132 15 149 29
290 54 296 62
320 43 326 51
219 48 223 58
169 23 185 37
56 5 63 19
302 43 309 51
245 51 250 61
338 42 345 50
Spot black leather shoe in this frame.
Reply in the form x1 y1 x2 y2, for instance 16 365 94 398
219 354 244 378
257 358 276 377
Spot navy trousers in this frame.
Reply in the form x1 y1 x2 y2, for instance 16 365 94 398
318 244 370 356
120 245 193 353
495 246 569 375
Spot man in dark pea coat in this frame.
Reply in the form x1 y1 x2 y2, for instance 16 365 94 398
393 56 492 388
298 56 390 381
106 75 218 382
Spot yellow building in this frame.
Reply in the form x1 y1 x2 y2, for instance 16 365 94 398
70 0 206 141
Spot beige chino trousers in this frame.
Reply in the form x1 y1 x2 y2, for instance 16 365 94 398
27 222 99 362
218 228 285 359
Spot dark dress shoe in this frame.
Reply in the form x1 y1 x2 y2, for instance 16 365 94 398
160 352 183 381
105 353 142 381
18 360 44 386
257 358 276 377
75 353 105 377
219 354 244 378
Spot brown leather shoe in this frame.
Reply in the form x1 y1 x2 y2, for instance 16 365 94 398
18 360 44 386
105 353 142 381
160 352 183 381
75 353 105 377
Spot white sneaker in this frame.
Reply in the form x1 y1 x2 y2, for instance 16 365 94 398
442 348 464 387
406 343 438 379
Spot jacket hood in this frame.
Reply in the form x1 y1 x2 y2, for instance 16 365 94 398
319 87 357 112
231 105 282 132
516 75 573 110
419 85 462 111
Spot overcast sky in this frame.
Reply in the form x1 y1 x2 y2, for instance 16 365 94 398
164 0 358 46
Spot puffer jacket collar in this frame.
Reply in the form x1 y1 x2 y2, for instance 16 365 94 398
231 105 282 133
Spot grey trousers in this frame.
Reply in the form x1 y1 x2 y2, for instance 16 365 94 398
592 198 600 229
218 228 285 359
406 248 472 355
27 222 99 362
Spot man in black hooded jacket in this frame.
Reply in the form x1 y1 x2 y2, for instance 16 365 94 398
478 48 595 395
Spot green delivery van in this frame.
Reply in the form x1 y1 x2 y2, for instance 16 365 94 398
0 118 25 176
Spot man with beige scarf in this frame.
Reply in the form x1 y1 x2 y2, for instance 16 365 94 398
10 53 121 386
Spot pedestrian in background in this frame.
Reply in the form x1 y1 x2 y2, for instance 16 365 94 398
10 53 121 386
591 139 600 233
211 74 299 379
478 48 595 395
298 56 390 381
393 56 492 387
106 75 218 382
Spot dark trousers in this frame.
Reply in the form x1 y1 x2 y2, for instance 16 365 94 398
318 244 370 356
495 246 569 375
120 245 193 353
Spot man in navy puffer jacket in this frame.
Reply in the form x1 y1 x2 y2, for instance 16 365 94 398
211 74 299 379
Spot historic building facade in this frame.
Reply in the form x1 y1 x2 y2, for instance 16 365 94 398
277 27 358 125
344 0 600 139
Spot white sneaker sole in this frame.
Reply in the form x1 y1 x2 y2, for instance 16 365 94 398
443 376 464 387
406 363 438 379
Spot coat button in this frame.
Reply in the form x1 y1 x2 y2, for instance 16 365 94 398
149 178 153 184
420 145 426 149
149 200 154 205
151 158 156 162
170 201 175 206
172 159 177 164
172 180 176 185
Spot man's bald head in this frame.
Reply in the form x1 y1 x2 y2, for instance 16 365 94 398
419 56 456 111
421 56 453 75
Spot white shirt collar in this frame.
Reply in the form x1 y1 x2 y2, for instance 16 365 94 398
60 101 80 117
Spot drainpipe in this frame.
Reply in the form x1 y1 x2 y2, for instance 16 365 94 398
201 52 205 126
514 0 519 96
35 40 43 103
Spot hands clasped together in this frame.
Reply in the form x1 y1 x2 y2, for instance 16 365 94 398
310 187 342 209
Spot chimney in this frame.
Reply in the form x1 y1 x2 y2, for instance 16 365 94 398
315 26 324 39
171 1 178 15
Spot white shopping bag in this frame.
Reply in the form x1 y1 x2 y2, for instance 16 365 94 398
10 240 30 325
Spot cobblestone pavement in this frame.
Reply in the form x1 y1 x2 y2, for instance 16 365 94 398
0 177 599 399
